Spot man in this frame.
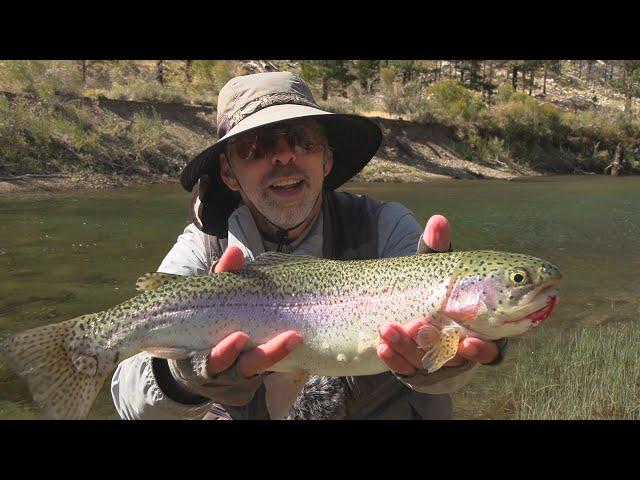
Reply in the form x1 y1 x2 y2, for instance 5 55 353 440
111 71 504 420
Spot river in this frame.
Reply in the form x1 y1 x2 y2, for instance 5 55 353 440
1 175 639 419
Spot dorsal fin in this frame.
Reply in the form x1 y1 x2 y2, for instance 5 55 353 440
135 272 181 292
246 252 323 269
417 236 453 254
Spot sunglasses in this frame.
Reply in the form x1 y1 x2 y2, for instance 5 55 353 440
228 121 327 161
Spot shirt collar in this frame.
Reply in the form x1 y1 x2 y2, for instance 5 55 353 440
226 205 323 261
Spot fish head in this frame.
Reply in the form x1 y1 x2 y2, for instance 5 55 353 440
441 251 561 339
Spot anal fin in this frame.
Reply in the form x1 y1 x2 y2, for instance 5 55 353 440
416 325 460 373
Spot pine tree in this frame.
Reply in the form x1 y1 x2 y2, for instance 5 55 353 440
389 60 419 84
522 60 544 95
156 60 164 85
299 61 355 100
184 60 193 83
611 60 640 113
508 61 525 90
79 60 87 86
353 60 380 93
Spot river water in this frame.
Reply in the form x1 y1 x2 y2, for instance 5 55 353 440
1 176 639 419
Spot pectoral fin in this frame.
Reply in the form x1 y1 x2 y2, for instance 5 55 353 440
142 347 189 359
263 371 309 420
415 325 460 373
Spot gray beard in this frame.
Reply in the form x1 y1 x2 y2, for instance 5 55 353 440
260 202 316 230
254 190 319 230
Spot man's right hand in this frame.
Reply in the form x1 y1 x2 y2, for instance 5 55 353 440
207 246 303 378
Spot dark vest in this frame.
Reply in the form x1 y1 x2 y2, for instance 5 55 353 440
201 190 383 267
194 190 450 420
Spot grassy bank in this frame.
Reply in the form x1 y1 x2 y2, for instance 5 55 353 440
453 321 640 419
0 91 215 177
1 60 639 188
323 81 640 175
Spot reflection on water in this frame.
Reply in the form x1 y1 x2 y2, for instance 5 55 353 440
1 176 639 419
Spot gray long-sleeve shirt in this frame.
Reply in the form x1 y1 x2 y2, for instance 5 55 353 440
110 199 479 419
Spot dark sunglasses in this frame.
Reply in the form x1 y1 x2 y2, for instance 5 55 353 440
228 121 326 161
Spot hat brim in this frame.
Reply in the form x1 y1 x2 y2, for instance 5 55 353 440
180 104 382 192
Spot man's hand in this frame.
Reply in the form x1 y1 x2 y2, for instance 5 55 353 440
376 214 500 376
208 246 303 378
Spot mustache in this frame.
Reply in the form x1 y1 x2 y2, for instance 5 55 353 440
261 165 310 187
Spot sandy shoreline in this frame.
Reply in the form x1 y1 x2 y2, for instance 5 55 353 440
0 173 181 195
0 169 608 195
0 158 541 195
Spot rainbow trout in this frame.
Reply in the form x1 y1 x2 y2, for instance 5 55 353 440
1 250 561 419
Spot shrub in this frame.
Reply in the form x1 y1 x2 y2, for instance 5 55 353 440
495 83 516 104
492 93 568 145
212 61 235 90
318 96 355 114
0 61 83 99
569 107 640 145
380 79 426 116
453 127 514 168
130 110 164 160
348 85 376 112
106 79 188 103
426 79 485 123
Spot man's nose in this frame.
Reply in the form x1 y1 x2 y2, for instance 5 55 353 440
270 134 295 166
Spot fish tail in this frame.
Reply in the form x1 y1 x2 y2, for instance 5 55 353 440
0 314 109 419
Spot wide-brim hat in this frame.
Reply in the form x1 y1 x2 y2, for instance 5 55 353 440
179 72 382 236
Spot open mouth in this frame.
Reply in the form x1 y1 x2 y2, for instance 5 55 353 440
525 295 558 324
269 179 305 197
502 288 559 326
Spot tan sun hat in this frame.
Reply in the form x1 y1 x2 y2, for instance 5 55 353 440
179 71 382 236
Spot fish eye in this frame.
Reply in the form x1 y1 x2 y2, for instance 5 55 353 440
509 269 528 285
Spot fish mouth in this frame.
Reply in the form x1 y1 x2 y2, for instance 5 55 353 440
502 285 560 326
524 295 558 324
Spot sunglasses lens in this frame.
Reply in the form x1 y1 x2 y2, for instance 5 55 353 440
291 125 324 154
232 123 324 160
232 133 258 160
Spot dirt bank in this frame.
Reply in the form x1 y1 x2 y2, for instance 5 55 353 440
355 118 540 182
0 94 547 195
0 172 178 194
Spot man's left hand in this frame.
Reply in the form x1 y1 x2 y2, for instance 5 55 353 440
376 214 500 376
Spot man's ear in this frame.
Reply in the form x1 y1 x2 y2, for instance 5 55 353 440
323 149 334 177
219 153 240 191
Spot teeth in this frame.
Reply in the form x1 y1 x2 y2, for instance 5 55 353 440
272 180 301 188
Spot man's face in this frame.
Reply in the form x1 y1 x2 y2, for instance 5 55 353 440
219 119 333 230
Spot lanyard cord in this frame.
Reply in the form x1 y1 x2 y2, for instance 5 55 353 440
260 189 322 251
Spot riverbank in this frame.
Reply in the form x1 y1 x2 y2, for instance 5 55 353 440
0 95 538 195
1 89 636 196
0 172 178 194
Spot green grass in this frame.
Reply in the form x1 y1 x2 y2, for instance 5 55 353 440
105 80 189 104
453 322 640 419
0 94 187 177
